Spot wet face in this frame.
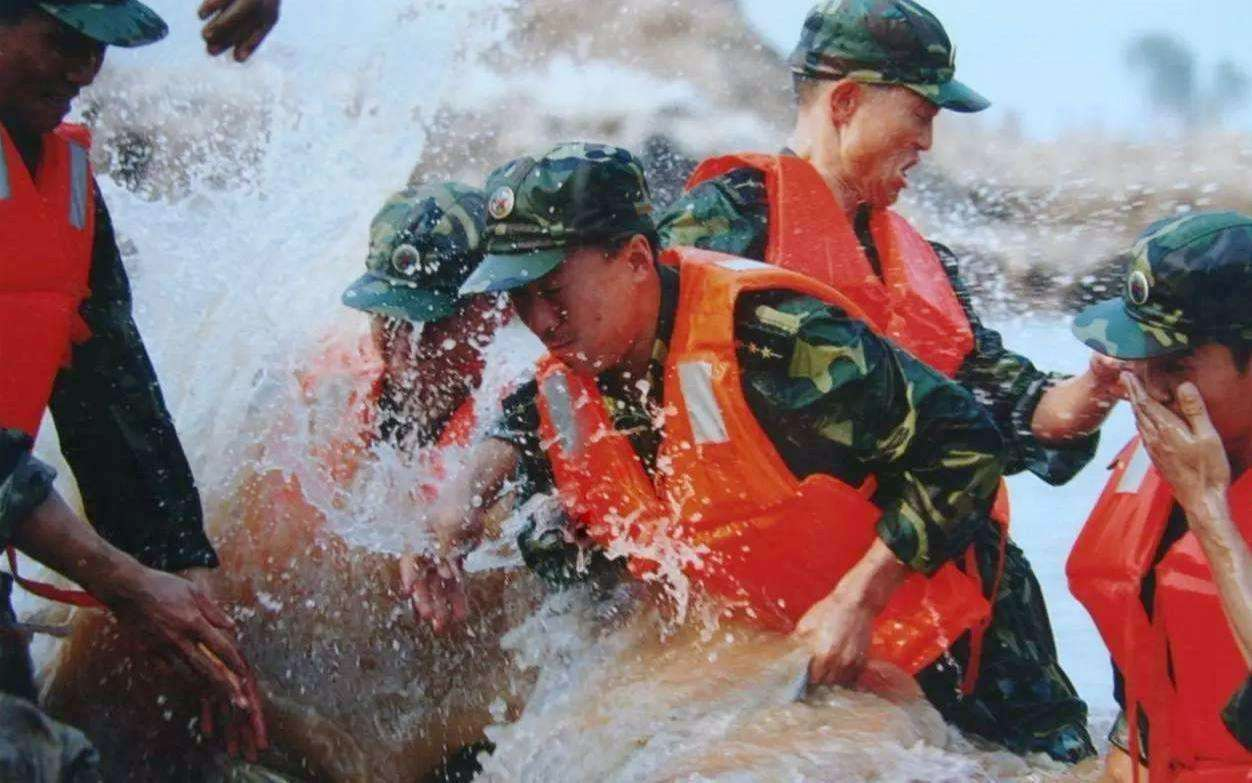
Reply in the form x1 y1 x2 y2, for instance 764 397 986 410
0 9 105 136
370 295 502 387
509 237 655 376
1131 343 1252 458
836 84 936 208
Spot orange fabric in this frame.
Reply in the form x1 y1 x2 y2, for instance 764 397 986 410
686 153 974 377
0 123 96 438
1069 439 1252 780
535 248 990 674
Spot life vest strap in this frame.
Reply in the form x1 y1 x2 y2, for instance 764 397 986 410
6 546 102 609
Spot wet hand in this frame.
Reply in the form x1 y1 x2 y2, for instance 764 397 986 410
1090 353 1129 401
793 589 875 688
1124 372 1231 513
104 567 267 749
400 552 468 633
198 0 280 62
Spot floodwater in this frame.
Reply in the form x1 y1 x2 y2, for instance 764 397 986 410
20 0 1136 779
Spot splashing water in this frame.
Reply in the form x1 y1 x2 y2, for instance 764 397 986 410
17 0 1139 779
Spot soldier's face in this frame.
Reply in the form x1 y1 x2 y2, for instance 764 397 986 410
1132 343 1252 459
510 237 654 376
0 9 104 136
838 85 936 208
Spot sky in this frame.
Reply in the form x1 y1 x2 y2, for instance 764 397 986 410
739 0 1252 138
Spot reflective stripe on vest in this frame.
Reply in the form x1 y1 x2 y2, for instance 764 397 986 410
68 141 88 229
0 123 96 438
1070 440 1252 778
535 247 992 675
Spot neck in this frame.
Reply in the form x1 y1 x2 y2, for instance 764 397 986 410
619 273 662 380
789 115 860 223
0 115 43 175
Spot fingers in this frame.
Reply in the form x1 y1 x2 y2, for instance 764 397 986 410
234 27 268 62
1177 382 1218 439
192 588 237 632
244 671 269 750
198 0 231 20
193 639 250 709
200 697 215 738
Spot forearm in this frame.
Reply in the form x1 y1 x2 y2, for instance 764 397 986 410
840 538 910 613
10 490 145 606
1187 493 1252 666
426 437 520 557
1031 370 1119 445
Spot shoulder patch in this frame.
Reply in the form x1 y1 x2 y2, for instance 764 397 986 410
753 304 803 335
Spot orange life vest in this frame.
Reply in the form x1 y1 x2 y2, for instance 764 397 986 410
1068 438 1252 781
687 153 974 377
0 123 96 438
534 248 991 675
686 154 1010 530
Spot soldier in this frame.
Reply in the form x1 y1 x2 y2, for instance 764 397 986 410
0 0 264 760
340 182 504 454
655 0 1120 761
1069 212 1252 781
401 142 1009 707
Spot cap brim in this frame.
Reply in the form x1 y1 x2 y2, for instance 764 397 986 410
341 272 458 323
459 248 566 295
906 78 990 113
1071 297 1191 359
38 1 168 48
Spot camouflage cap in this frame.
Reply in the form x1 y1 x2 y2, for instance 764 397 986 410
1073 211 1252 359
459 142 655 295
341 182 487 323
36 0 168 48
788 0 988 113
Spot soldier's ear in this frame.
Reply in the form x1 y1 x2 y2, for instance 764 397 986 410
622 234 654 275
827 79 863 127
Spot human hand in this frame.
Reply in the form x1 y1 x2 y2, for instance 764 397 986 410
793 583 876 688
1089 353 1129 401
1124 372 1231 514
103 566 267 751
399 552 468 633
198 0 280 61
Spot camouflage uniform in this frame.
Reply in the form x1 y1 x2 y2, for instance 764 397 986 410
1074 211 1252 757
465 144 1029 746
655 0 1097 763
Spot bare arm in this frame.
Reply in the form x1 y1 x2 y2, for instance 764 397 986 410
1031 353 1125 445
13 491 267 747
401 437 520 632
794 539 910 686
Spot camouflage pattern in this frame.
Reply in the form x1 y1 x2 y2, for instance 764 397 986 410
655 165 1097 762
37 0 168 48
460 142 655 294
341 182 487 323
788 0 988 112
491 265 1005 577
1073 210 1252 359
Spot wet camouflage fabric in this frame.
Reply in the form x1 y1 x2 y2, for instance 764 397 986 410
1073 210 1252 360
0 429 56 551
0 693 100 782
37 0 167 48
788 0 988 112
656 164 1099 484
461 142 655 294
491 264 1004 577
655 166 1096 761
41 182 216 572
341 182 486 323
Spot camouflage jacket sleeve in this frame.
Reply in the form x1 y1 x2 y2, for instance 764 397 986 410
735 291 1005 575
0 430 57 550
47 183 218 573
655 167 769 259
933 242 1099 485
1223 678 1252 751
